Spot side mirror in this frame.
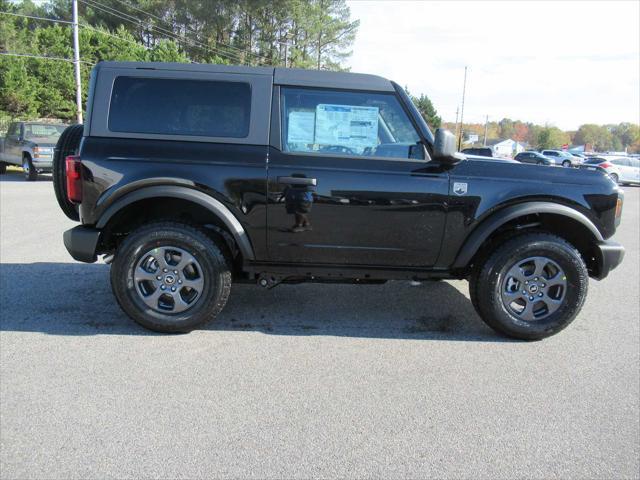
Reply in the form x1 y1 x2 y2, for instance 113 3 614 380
433 128 464 164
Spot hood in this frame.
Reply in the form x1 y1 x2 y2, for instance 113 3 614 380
453 156 616 187
463 154 519 163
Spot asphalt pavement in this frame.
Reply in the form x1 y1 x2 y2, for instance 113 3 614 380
1 171 638 479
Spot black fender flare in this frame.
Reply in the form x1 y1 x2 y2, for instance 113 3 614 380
96 185 255 261
452 201 603 269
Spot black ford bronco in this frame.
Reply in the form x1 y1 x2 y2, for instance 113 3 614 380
54 61 625 339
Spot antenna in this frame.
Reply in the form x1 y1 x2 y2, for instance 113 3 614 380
457 66 468 151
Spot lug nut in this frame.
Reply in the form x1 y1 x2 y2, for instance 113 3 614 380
156 275 162 280
529 296 534 301
538 293 543 297
525 280 529 284
173 270 178 274
163 268 168 273
171 287 176 292
160 285 166 290
541 283 546 287
534 277 539 281
178 280 182 284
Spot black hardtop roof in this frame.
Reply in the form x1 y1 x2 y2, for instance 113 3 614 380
95 61 395 92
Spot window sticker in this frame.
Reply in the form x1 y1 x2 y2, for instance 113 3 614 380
315 104 379 150
287 110 316 144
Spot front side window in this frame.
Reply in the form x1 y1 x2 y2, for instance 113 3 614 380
109 77 251 138
281 87 423 160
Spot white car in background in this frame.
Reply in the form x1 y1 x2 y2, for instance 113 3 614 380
580 156 640 185
541 149 584 167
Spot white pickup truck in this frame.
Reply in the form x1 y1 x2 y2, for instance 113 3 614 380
0 121 67 180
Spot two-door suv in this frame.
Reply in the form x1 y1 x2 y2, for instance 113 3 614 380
53 61 625 339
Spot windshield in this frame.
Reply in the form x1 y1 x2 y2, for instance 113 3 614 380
24 124 66 140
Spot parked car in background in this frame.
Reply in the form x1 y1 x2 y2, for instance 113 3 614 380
0 121 67 180
461 147 493 157
541 149 583 167
580 156 640 185
514 151 553 165
570 152 588 161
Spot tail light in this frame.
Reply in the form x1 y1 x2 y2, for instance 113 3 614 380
599 162 613 169
615 197 623 218
65 155 82 204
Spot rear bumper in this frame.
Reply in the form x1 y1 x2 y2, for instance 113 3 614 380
63 226 100 263
592 240 625 280
32 159 52 171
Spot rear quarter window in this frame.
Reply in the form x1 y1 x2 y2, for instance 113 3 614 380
108 77 251 138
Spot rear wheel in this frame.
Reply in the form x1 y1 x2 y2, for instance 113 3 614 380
0 162 6 174
472 232 588 340
111 222 232 333
562 160 571 168
23 155 37 181
53 124 84 221
610 173 619 184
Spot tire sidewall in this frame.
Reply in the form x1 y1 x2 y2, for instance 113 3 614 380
479 236 588 340
112 225 230 332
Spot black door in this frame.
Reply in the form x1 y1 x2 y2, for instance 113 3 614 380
266 86 449 267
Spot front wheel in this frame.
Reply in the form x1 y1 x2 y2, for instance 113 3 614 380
111 222 232 333
562 160 571 168
473 233 588 340
23 156 37 181
610 173 619 184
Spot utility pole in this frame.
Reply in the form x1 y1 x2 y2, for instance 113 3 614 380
457 66 467 151
72 0 83 124
483 114 488 146
454 106 459 140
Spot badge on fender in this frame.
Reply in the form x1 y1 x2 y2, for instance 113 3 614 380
453 182 468 195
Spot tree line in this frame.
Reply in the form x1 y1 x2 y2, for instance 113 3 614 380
444 118 640 153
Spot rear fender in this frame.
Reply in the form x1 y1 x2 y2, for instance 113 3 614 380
96 185 255 260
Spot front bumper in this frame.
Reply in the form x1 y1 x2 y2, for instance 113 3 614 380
63 226 100 263
592 240 625 280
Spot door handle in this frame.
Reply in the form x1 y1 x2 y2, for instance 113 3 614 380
277 176 317 186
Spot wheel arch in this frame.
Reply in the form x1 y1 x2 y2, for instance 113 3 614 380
97 185 255 261
453 202 603 272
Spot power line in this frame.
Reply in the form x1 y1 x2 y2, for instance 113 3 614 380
110 0 273 64
0 11 73 24
78 0 246 64
80 23 150 49
0 51 95 65
0 11 150 51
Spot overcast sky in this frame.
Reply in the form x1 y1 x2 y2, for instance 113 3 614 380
346 0 640 130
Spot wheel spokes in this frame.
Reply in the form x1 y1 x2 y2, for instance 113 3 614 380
501 255 568 322
133 245 206 314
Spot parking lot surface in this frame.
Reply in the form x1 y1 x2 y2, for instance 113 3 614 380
1 172 638 479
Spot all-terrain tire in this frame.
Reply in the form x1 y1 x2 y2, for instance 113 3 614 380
111 222 232 333
53 124 83 221
473 232 588 340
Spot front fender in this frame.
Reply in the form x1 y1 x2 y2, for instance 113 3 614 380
451 201 603 269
